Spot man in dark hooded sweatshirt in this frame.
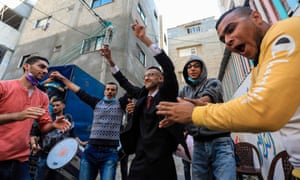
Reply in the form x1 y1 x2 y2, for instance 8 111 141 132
179 55 236 180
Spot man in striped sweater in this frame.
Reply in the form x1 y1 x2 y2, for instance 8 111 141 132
49 71 128 180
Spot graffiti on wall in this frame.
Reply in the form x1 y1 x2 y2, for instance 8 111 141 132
257 132 277 159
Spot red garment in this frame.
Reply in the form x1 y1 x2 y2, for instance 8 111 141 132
146 96 153 109
0 80 51 162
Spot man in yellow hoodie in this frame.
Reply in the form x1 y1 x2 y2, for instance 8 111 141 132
157 6 300 178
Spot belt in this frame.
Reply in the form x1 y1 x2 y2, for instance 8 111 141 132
193 134 230 142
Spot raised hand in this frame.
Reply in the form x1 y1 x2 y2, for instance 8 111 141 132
126 98 135 114
52 115 71 133
48 71 66 82
130 20 146 40
99 45 115 67
130 20 152 47
157 97 194 128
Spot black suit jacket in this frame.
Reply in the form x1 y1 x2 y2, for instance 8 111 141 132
113 50 189 179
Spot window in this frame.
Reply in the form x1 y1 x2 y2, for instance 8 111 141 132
0 5 23 30
187 24 202 34
178 71 184 84
286 0 299 11
281 0 299 16
33 16 51 30
137 3 146 23
18 54 31 68
80 35 105 54
164 34 167 46
137 45 146 66
154 10 158 20
0 46 6 65
179 47 197 57
191 47 197 55
92 0 112 8
53 45 62 52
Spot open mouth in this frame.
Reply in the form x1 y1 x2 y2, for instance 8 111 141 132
235 44 245 53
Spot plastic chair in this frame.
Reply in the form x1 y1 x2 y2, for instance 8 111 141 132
267 150 295 180
235 142 263 180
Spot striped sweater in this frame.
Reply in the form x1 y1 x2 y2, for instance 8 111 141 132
76 89 124 147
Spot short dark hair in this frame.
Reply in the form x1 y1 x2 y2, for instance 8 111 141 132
23 56 49 71
147 66 162 73
106 82 118 91
25 56 49 65
51 97 65 104
215 6 252 30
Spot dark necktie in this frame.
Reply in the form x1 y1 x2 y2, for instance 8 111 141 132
146 96 153 109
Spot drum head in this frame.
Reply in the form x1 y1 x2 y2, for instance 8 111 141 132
47 138 78 169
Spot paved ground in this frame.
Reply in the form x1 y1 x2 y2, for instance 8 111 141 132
115 155 186 180
30 154 187 180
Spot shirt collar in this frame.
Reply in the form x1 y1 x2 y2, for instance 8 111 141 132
148 89 159 97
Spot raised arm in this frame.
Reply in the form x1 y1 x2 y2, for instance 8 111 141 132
49 71 80 93
49 71 100 109
130 20 153 47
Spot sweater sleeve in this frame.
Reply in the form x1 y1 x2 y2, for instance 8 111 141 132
202 79 223 103
192 19 300 132
76 89 101 109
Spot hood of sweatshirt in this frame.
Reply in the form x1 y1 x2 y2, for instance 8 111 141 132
183 55 207 87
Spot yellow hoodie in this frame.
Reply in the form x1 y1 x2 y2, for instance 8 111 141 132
192 17 300 170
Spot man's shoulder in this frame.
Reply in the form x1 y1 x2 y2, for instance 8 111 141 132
0 79 21 92
268 17 300 35
0 79 18 86
206 78 221 85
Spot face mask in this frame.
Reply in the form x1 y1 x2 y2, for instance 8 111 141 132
26 73 39 86
188 77 199 83
103 96 116 102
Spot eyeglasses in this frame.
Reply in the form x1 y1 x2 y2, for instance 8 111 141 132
144 72 157 79
187 63 201 69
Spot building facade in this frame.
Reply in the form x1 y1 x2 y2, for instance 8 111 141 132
0 0 36 79
2 0 163 95
167 17 225 89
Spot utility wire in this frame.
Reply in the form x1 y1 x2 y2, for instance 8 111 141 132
18 0 90 36
15 0 218 47
78 0 107 27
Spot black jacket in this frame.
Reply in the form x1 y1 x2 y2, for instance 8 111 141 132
113 50 186 180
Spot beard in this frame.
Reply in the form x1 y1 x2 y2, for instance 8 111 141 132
145 82 159 90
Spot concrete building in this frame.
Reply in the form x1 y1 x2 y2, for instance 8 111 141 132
2 0 163 95
167 17 225 89
0 0 36 79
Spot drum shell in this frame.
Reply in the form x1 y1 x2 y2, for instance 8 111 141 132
47 138 81 180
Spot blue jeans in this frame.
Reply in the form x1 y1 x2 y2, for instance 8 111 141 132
0 160 31 180
79 144 118 180
192 136 236 180
34 155 62 180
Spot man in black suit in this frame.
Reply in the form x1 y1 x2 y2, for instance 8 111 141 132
100 20 188 180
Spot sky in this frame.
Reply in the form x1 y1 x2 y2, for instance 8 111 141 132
154 0 221 28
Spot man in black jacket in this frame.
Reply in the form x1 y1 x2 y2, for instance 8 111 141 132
100 20 188 180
